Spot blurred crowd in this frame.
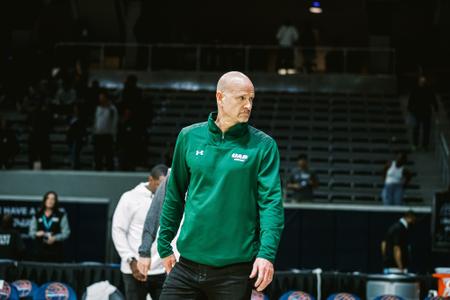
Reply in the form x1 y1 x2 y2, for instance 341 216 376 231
0 62 155 171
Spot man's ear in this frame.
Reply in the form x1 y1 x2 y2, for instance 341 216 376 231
216 91 223 106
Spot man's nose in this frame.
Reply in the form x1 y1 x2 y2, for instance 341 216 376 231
244 99 252 110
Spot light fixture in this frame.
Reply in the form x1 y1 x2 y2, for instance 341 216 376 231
309 1 322 14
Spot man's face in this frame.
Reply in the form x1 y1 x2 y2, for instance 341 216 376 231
418 76 426 87
406 215 417 226
217 79 255 124
99 93 108 106
148 175 165 193
397 154 407 165
298 159 308 169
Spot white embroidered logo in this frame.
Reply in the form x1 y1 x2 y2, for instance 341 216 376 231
196 150 204 156
232 153 248 162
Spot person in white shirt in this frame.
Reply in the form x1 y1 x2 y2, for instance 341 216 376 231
382 152 413 205
276 20 299 71
112 164 169 300
93 90 118 170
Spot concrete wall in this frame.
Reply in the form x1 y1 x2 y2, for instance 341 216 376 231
92 70 397 95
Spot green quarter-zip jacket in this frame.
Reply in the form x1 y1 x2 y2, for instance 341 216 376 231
157 112 284 267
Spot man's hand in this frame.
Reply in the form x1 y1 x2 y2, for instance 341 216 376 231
130 260 147 282
287 183 301 190
162 254 177 274
249 258 274 292
36 231 45 237
137 256 151 276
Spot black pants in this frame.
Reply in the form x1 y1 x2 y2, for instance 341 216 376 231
34 241 64 262
160 257 254 300
278 47 295 69
123 273 166 300
93 134 114 170
29 136 51 169
412 114 431 148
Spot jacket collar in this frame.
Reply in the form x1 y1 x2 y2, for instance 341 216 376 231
399 218 408 229
208 112 248 141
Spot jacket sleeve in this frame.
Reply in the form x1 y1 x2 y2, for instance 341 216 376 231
54 213 71 241
139 175 169 257
256 139 284 262
112 193 135 261
157 130 189 258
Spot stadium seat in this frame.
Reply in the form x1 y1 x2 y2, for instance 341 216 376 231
373 295 405 300
11 280 39 299
33 282 77 300
326 292 361 300
0 280 19 300
279 290 316 300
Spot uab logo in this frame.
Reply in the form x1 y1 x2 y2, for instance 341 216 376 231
232 153 248 162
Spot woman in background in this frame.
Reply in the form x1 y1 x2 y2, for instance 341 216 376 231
29 191 71 262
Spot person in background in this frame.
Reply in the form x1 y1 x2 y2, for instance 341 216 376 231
93 90 118 170
276 20 299 72
287 154 319 202
27 103 52 169
112 164 169 300
407 75 438 151
381 152 413 205
66 104 86 170
0 214 25 260
381 211 416 273
0 116 19 169
117 107 142 171
29 191 71 262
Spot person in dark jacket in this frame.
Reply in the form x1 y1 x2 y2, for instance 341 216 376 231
0 116 19 169
28 104 53 169
407 75 438 150
381 211 416 273
29 191 71 262
0 214 25 260
67 104 86 170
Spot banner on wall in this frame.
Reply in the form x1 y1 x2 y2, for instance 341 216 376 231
0 195 109 261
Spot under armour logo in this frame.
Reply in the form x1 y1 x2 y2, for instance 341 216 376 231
196 150 204 156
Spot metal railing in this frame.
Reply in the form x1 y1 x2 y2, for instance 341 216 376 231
55 42 396 74
437 132 450 187
433 99 450 188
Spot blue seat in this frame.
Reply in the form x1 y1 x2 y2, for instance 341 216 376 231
11 280 38 299
279 290 316 300
33 282 77 300
0 280 19 300
373 296 405 300
326 293 361 300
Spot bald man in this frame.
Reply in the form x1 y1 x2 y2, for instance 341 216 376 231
157 71 284 299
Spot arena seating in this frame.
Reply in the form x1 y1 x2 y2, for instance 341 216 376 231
3 90 422 203
146 91 421 203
